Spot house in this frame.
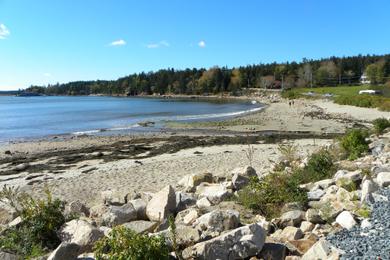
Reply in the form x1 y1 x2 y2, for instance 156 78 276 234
360 74 371 84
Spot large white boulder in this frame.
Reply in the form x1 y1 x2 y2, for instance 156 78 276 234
279 210 305 227
182 223 266 260
47 242 80 260
361 179 378 203
176 208 199 226
335 211 357 230
193 209 240 237
58 219 104 254
146 185 176 221
301 240 340 260
121 220 158 234
128 198 147 220
231 166 257 190
376 172 390 187
178 172 213 192
195 183 231 204
102 204 137 227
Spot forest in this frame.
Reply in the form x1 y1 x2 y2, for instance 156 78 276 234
26 54 390 96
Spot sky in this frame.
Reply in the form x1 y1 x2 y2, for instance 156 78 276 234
0 0 390 90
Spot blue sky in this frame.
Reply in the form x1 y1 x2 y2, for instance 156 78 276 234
0 0 389 90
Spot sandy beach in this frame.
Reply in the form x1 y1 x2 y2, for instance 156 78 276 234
1 95 389 207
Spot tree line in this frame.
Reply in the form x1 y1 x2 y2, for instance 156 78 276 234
26 54 390 96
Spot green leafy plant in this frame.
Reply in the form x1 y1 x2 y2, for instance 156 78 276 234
278 143 299 164
372 118 390 135
237 174 307 219
94 226 169 260
0 185 65 258
340 129 369 160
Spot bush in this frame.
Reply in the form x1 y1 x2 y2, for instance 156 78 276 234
340 129 369 160
0 186 65 258
94 226 169 260
237 174 307 219
237 148 337 218
373 118 390 135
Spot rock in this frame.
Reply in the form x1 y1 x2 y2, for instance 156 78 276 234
99 226 112 237
314 179 334 189
65 200 90 218
279 210 305 227
231 166 257 190
129 199 147 220
14 163 29 171
281 202 304 213
334 170 362 182
305 209 325 224
280 226 304 242
288 238 317 255
121 220 158 234
361 219 372 229
361 179 378 203
335 211 356 230
301 240 340 260
0 202 17 225
257 243 287 260
146 185 176 222
7 216 22 228
0 251 18 260
196 197 212 209
176 192 197 212
376 172 390 187
101 189 126 206
307 189 325 201
155 225 201 248
178 172 213 192
4 150 11 155
175 208 199 226
182 223 266 260
193 209 240 238
47 242 80 260
195 183 231 204
300 221 315 233
102 204 137 227
58 219 104 254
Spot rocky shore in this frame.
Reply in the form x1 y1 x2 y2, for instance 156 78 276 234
1 95 390 259
1 125 390 259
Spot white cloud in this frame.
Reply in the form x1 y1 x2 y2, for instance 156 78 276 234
110 39 126 46
0 24 10 39
198 40 206 48
43 73 52 77
147 40 170 49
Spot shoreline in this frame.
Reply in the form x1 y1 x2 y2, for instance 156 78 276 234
1 95 389 207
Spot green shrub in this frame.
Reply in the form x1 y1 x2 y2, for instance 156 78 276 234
340 129 369 160
94 226 169 260
304 149 335 181
0 186 65 258
237 174 307 219
373 118 390 135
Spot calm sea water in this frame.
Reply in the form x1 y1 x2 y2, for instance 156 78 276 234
0 96 262 142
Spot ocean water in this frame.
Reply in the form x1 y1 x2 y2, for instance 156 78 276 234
0 96 263 142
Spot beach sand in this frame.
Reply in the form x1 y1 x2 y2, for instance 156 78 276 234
1 96 389 207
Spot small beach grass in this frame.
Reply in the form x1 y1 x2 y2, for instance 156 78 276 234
282 85 390 111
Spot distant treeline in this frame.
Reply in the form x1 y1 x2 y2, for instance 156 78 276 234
27 54 390 96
